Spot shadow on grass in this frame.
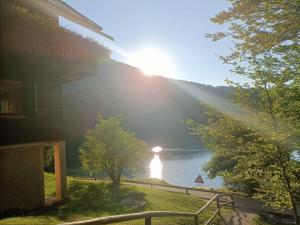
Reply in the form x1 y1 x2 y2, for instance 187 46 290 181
51 180 147 221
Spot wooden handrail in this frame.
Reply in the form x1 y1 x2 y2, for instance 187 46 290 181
220 200 233 206
196 194 219 214
61 211 196 225
60 193 235 225
204 208 220 225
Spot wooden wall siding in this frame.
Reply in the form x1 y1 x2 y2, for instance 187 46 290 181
0 81 63 145
1 50 99 82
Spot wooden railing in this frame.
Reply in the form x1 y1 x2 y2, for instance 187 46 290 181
122 179 224 195
60 193 234 225
1 1 110 63
73 176 233 196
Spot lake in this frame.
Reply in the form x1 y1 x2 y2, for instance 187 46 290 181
141 150 223 189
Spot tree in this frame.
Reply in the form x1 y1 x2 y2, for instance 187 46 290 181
79 116 148 185
186 107 300 206
44 145 54 172
190 0 300 223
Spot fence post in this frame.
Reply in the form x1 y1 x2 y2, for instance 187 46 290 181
216 195 221 215
186 188 189 195
145 216 152 225
194 215 199 225
216 195 220 209
231 194 235 210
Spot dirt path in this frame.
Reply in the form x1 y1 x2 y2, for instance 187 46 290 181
73 177 293 224
122 181 265 212
123 181 259 224
221 210 256 225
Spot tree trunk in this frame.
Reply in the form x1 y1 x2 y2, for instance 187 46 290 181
111 175 119 185
291 196 299 225
264 84 299 225
280 157 299 225
111 171 121 186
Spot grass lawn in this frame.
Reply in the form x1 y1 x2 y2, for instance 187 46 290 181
0 173 228 225
214 187 249 197
124 177 170 185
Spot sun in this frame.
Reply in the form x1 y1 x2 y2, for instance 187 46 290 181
127 48 174 76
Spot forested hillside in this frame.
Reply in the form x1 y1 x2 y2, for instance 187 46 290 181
63 59 231 167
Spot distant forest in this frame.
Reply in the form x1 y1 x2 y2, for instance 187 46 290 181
63 59 232 168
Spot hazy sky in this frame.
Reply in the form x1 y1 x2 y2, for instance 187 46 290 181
63 0 244 86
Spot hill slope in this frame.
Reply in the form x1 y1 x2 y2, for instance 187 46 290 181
63 59 231 167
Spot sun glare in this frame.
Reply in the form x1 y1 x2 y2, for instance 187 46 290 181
152 146 162 153
149 154 162 179
127 48 174 76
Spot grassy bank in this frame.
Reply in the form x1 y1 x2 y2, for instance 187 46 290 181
124 178 170 185
0 173 226 225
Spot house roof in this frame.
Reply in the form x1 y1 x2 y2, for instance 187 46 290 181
24 0 114 41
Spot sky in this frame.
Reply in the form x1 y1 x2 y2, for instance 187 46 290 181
63 0 244 86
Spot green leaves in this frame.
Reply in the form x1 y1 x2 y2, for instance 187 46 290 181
79 115 148 184
207 0 300 86
201 0 300 219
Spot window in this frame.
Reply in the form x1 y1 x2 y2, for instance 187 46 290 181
0 79 38 118
0 80 23 117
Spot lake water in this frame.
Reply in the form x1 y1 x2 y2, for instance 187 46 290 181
141 150 223 189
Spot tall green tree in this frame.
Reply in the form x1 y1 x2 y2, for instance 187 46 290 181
190 0 300 223
79 116 148 185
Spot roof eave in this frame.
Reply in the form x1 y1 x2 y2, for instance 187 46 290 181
24 0 114 40
52 0 114 40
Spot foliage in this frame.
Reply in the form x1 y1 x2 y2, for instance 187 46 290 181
0 173 222 225
44 172 57 196
79 116 148 185
187 109 300 206
44 145 54 172
186 110 259 195
44 172 73 197
0 0 111 62
188 0 300 222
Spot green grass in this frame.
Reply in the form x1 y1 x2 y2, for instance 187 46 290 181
214 187 248 196
125 177 170 185
44 172 73 196
44 172 57 196
0 173 228 225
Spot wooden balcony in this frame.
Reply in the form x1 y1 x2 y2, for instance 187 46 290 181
0 1 110 64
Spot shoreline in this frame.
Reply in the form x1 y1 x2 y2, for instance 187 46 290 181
156 149 210 152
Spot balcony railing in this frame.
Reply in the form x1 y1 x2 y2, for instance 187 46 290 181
0 1 110 63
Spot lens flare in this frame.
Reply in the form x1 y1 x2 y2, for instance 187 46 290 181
127 48 175 76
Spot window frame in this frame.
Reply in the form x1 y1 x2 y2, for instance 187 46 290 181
0 79 25 119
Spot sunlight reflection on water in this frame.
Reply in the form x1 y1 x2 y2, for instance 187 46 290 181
144 150 223 188
149 154 162 179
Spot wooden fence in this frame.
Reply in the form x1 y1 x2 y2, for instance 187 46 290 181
73 176 234 196
64 176 296 225
61 178 235 225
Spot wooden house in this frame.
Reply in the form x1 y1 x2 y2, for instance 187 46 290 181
0 0 112 212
